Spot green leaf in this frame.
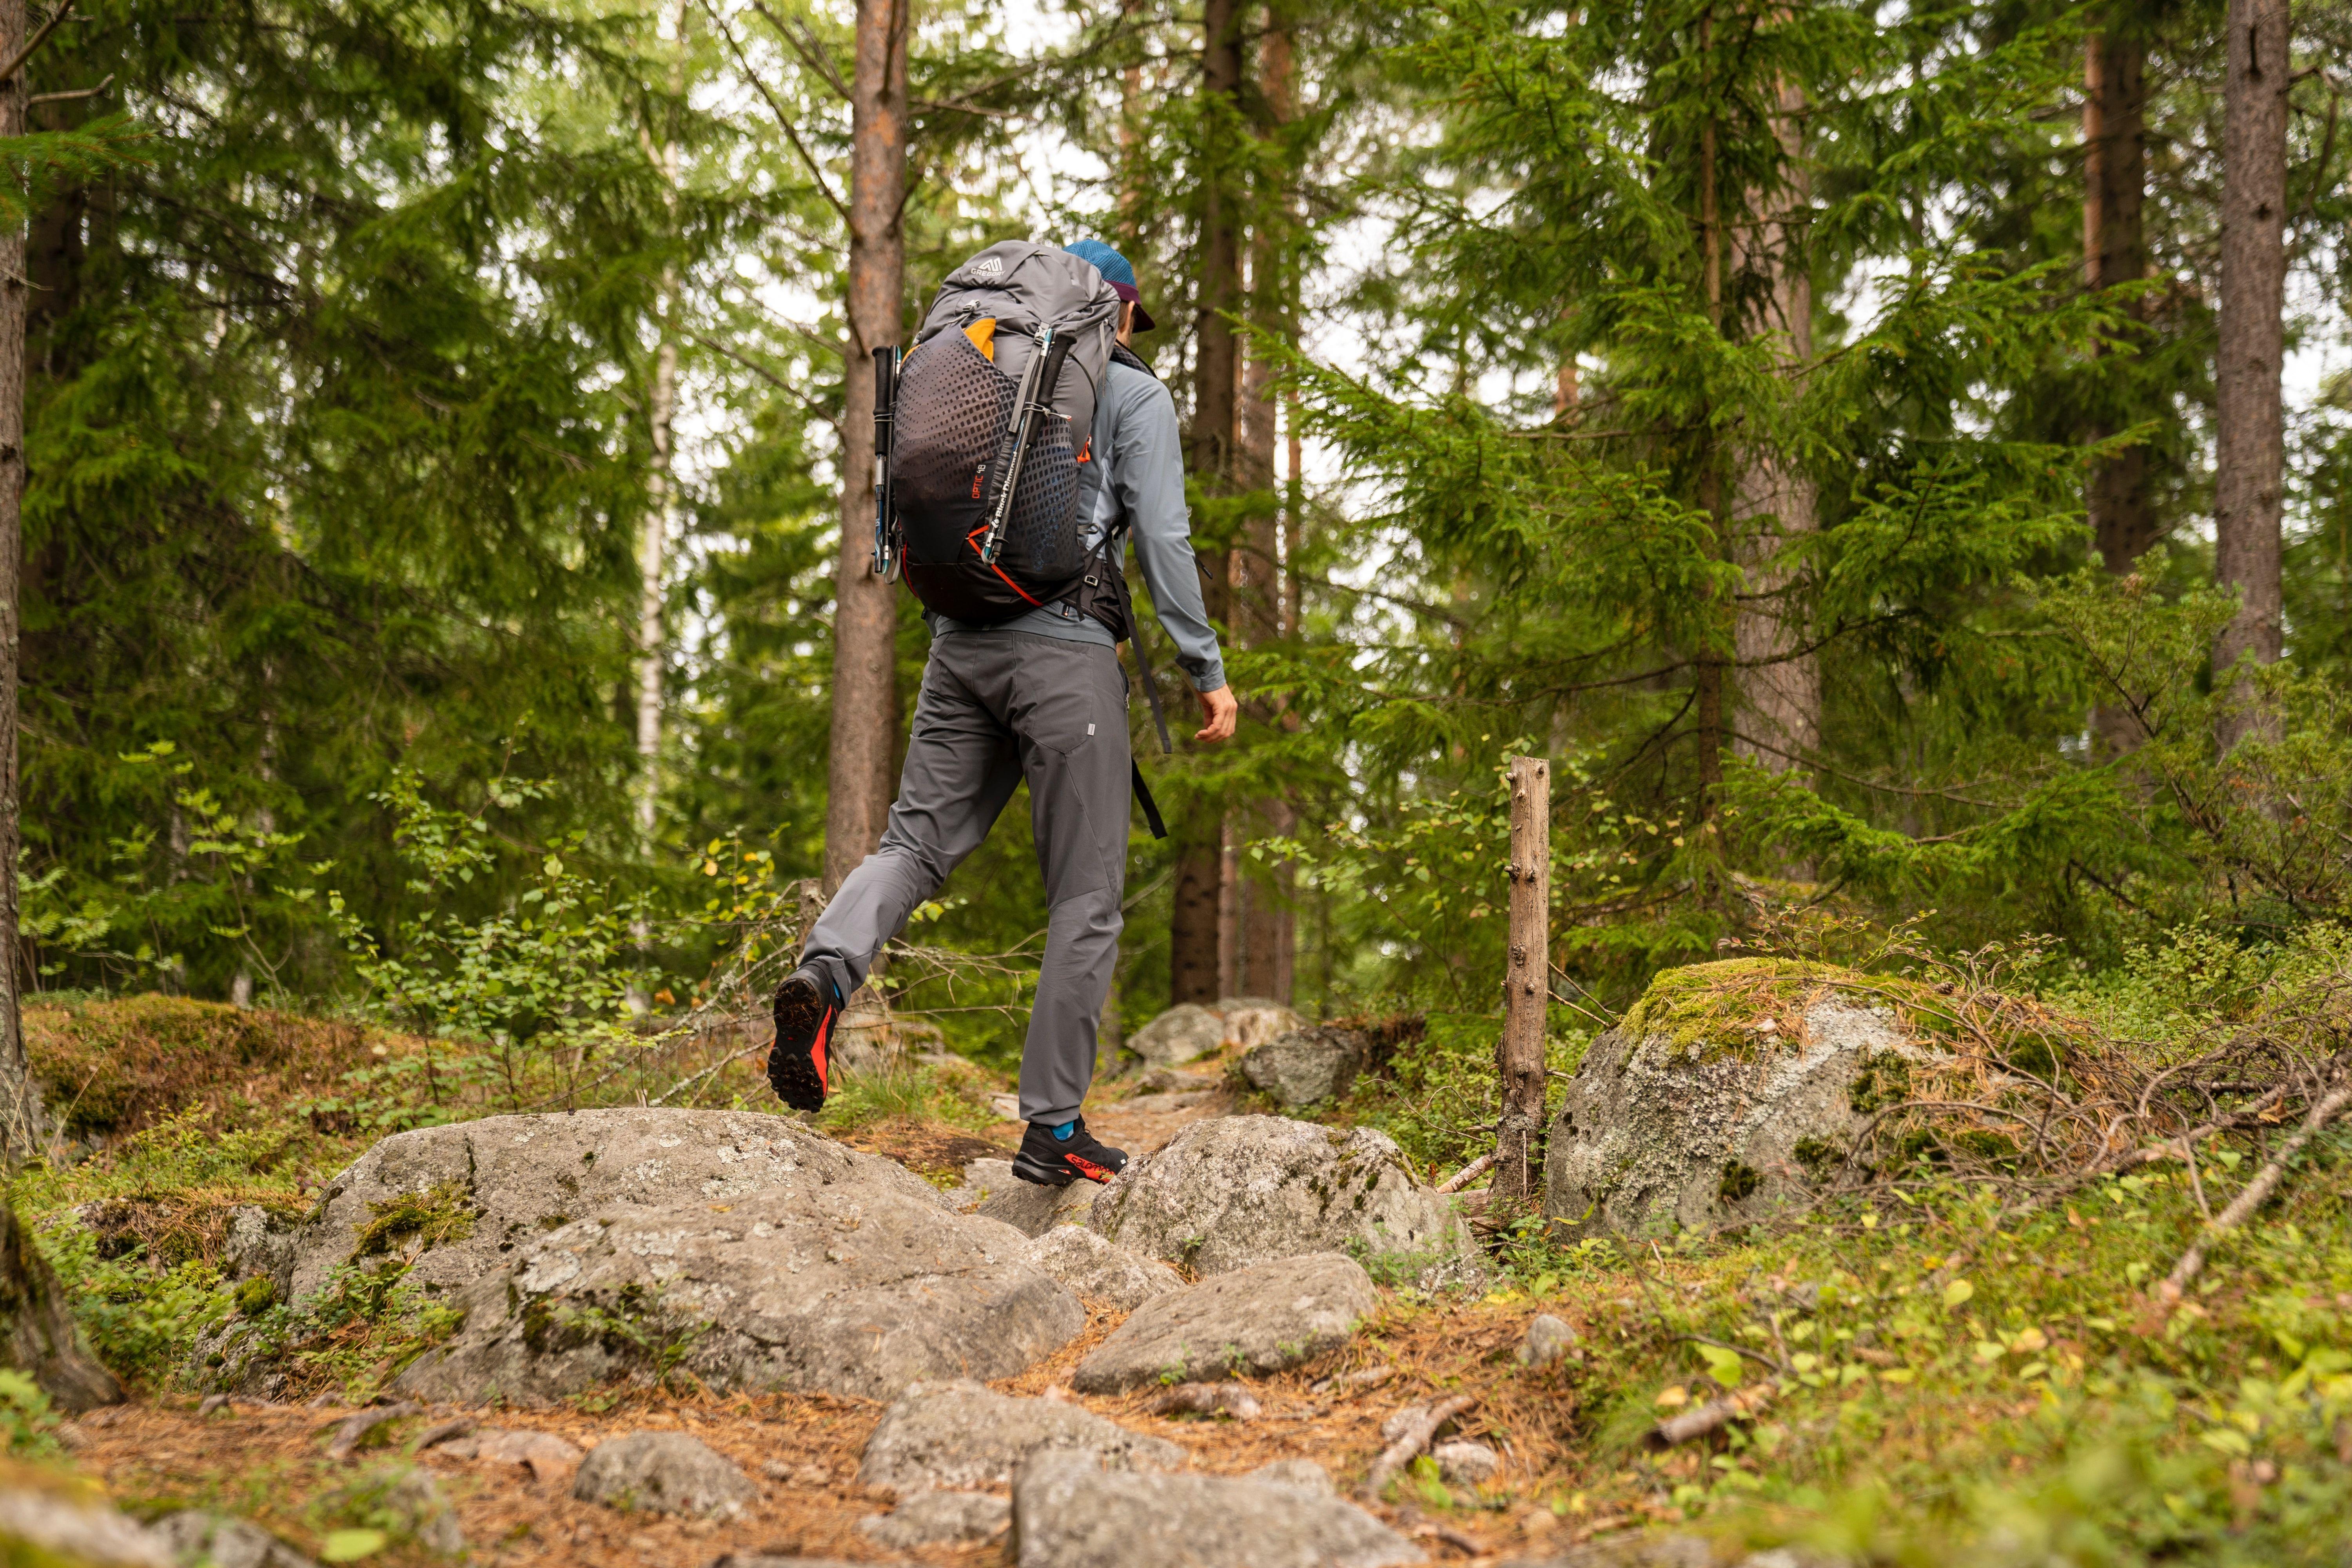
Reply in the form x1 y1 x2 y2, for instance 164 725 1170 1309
1696 1343 1745 1388
320 1529 388 1562
1943 1278 1975 1308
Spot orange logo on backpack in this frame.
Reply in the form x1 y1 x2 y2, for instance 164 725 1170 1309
971 468 984 499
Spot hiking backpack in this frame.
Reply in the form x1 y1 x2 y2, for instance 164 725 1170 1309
873 241 1124 624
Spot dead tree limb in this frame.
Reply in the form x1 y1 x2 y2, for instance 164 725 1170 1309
1359 1395 1475 1501
2163 1077 2352 1298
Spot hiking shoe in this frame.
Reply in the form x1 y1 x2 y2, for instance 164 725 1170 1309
768 968 842 1112
1012 1116 1128 1187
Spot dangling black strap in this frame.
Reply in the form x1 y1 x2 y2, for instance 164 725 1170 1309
1130 759 1167 840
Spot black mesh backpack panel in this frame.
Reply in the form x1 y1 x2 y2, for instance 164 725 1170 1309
892 327 1095 624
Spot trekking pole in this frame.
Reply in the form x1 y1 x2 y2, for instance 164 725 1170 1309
871 345 900 579
979 327 1069 565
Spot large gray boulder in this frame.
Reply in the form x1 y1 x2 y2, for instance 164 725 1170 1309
287 1108 951 1304
858 1380 1187 1492
1019 1227 1183 1310
1071 1253 1376 1392
1127 1005 1226 1070
1544 962 1945 1238
0 1486 171 1567
1013 1448 1421 1568
573 1431 757 1520
1086 1115 1481 1284
858 1489 1011 1549
1241 1027 1368 1106
391 1187 1082 1405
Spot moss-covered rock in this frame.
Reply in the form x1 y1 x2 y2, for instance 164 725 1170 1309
1544 960 1948 1238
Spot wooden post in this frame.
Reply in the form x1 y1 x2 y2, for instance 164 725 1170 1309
1493 756 1550 1207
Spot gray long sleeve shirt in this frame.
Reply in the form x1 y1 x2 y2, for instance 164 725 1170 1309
928 358 1228 693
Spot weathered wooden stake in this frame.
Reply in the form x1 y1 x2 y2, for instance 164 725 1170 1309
1492 755 1550 1208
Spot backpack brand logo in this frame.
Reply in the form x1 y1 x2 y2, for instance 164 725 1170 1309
974 256 1004 278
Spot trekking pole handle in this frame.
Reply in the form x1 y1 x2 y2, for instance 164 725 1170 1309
980 327 1054 565
871 345 899 576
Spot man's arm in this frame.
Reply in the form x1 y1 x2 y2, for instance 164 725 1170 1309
1112 372 1236 739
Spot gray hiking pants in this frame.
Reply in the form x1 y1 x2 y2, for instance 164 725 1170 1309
803 632 1131 1126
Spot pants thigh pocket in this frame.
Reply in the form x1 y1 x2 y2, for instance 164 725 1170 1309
1011 643 1121 757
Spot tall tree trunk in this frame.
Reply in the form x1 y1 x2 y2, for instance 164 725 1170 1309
0 5 121 1413
1732 78 1818 776
631 1 687 1004
1690 25 1726 805
823 0 908 892
0 1 41 1163
2212 0 2288 750
2084 22 2154 575
1230 8 1294 1004
1170 0 1243 1006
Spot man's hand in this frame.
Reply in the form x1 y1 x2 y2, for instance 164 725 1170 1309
1195 684 1238 743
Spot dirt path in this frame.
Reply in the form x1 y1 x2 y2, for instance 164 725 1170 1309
68 1285 1576 1567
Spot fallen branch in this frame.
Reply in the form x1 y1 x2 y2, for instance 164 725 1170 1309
1146 1381 1260 1420
1309 1365 1396 1397
2162 1077 2352 1298
1645 1381 1777 1449
1436 1152 1495 1194
1359 1394 1475 1501
323 1401 421 1460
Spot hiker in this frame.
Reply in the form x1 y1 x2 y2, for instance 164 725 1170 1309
768 237 1236 1188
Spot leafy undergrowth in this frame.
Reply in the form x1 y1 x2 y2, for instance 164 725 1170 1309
1419 1143 2352 1564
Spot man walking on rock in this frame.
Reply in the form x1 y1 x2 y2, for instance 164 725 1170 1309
768 239 1236 1188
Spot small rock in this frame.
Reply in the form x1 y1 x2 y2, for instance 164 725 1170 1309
152 1510 317 1568
1020 1227 1183 1309
475 1428 586 1487
1074 1253 1376 1394
53 1420 91 1453
382 1470 463 1557
197 1394 234 1418
223 1205 296 1293
1519 1313 1578 1368
1014 1448 1421 1568
1432 1439 1499 1486
1114 1090 1217 1114
858 1379 1186 1492
1241 1027 1368 1106
1243 1458 1333 1496
573 1431 758 1521
1127 1004 1227 1069
857 1487 1011 1548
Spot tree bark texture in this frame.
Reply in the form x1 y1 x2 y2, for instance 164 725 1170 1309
1169 0 1245 1005
2212 0 2288 744
1227 11 1294 1003
0 0 43 1163
1731 79 1818 775
1492 756 1550 1208
2083 25 2156 576
636 0 688 863
823 0 908 892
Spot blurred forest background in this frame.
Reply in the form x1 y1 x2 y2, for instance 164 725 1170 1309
13 0 2352 1071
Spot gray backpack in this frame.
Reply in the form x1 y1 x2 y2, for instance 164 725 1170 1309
873 241 1123 624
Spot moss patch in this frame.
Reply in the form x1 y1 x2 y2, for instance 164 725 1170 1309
351 1181 476 1260
1617 958 1954 1062
25 995 417 1139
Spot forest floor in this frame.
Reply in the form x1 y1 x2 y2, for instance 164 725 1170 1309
14 995 2352 1566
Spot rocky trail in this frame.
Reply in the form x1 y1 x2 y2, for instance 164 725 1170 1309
12 991 1868 1568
